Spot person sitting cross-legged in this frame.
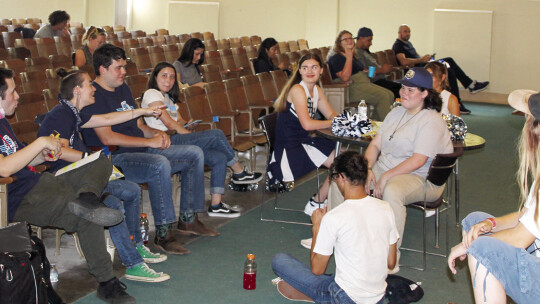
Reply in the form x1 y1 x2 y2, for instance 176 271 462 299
271 151 398 304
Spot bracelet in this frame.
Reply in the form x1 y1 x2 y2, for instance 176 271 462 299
486 217 496 228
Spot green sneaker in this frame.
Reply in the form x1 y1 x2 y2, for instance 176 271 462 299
124 263 170 283
137 245 167 263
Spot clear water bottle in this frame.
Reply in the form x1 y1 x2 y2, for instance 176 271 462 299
140 213 149 244
358 100 368 121
50 264 59 283
243 254 257 290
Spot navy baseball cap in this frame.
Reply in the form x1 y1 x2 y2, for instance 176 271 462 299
396 67 433 89
356 27 373 38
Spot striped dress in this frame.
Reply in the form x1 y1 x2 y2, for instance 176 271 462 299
268 81 335 182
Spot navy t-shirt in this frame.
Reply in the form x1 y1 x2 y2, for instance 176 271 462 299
0 118 41 221
81 82 147 154
38 103 92 172
392 39 420 59
327 53 364 80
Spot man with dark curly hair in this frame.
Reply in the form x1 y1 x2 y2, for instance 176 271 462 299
35 10 70 38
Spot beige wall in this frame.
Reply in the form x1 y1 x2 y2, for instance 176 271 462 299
2 0 538 94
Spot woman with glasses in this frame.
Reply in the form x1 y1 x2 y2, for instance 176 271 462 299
269 53 338 216
74 26 106 67
327 30 394 120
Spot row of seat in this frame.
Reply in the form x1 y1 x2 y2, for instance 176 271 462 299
0 17 42 25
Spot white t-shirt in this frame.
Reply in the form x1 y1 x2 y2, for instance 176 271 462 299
314 197 399 303
519 182 540 257
141 89 178 131
375 107 453 179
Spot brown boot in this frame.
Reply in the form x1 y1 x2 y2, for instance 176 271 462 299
154 231 190 255
177 218 220 236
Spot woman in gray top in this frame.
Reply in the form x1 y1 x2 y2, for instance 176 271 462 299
172 38 205 88
74 26 106 67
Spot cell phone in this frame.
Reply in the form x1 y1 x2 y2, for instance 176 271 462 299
431 53 436 60
184 119 202 128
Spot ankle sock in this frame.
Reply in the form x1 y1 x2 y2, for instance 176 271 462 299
180 212 195 223
155 224 171 238
233 170 245 178
210 202 222 209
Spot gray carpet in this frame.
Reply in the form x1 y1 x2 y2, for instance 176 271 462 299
74 102 523 304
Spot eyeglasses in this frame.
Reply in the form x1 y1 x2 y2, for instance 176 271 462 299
340 37 355 42
300 65 320 72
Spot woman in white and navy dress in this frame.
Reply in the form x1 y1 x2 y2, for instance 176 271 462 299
268 53 338 215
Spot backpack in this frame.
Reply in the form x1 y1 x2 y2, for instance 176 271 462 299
385 274 424 304
0 222 65 304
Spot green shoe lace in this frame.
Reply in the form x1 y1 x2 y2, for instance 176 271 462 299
137 245 167 263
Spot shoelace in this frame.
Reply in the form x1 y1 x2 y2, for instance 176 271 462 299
141 245 159 257
140 264 162 276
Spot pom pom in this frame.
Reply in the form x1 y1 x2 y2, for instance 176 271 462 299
331 112 372 138
443 114 467 141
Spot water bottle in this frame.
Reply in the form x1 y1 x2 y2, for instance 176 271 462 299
391 98 402 110
50 264 59 283
243 254 257 290
358 100 368 121
140 213 149 244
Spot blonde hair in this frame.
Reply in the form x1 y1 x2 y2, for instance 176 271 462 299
82 26 105 44
425 61 450 91
517 114 540 227
274 53 323 113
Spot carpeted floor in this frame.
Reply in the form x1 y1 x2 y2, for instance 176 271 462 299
74 102 523 304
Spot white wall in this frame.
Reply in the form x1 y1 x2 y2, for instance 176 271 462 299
2 0 539 94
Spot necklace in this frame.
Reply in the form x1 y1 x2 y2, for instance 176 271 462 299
389 110 421 141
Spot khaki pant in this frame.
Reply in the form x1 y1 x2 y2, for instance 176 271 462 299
348 72 394 121
328 164 445 259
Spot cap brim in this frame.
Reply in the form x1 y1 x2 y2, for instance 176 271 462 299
395 79 419 88
508 89 538 115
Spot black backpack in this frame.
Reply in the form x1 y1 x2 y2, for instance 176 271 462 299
0 222 65 304
385 274 424 304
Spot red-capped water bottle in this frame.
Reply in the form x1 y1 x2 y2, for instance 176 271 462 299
243 254 257 290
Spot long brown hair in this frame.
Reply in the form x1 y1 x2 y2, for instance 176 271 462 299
425 61 450 91
331 30 356 58
517 114 540 227
273 53 324 113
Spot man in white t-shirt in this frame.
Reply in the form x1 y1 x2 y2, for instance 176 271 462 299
272 151 398 304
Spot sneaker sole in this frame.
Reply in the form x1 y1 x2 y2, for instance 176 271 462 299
231 176 263 184
300 239 311 250
142 255 168 264
124 273 170 283
153 243 190 255
207 212 241 218
469 87 488 94
68 202 123 226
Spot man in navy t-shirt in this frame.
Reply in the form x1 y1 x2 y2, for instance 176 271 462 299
81 44 218 255
0 68 135 303
392 24 489 114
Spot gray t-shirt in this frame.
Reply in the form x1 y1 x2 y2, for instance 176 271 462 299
355 48 385 82
172 60 203 85
375 106 453 178
34 24 62 38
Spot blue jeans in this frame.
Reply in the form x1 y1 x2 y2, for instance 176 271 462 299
272 253 382 304
170 129 237 195
462 212 540 303
102 179 144 269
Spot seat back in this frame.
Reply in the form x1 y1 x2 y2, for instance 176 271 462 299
74 65 96 79
287 51 301 64
204 39 218 51
178 34 191 43
257 72 279 101
202 32 215 41
7 47 31 61
116 31 132 40
137 37 153 49
130 47 153 71
49 54 72 69
229 37 242 48
25 56 50 72
155 29 169 36
219 48 239 71
16 92 47 121
288 40 300 52
183 85 213 123
426 149 463 187
54 36 72 56
35 38 58 58
298 39 309 50
250 35 262 46
259 112 278 150
43 88 59 110
147 46 166 67
240 36 251 47
190 32 203 40
241 74 271 107
231 47 251 69
217 38 230 50
205 50 225 70
162 44 180 63
131 30 146 38
244 45 257 60
384 49 400 67
270 70 288 93
200 64 223 82
224 78 250 112
164 35 180 45
10 120 39 145
278 41 289 53
151 35 166 46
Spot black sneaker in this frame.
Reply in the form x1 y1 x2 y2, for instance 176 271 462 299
67 193 124 226
97 277 136 304
459 104 471 115
231 167 263 184
207 202 241 218
468 80 489 94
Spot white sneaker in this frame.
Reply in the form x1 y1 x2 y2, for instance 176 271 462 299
303 197 327 216
300 238 312 249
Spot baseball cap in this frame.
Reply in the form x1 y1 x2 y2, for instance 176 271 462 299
356 27 373 38
508 89 540 121
395 67 433 89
